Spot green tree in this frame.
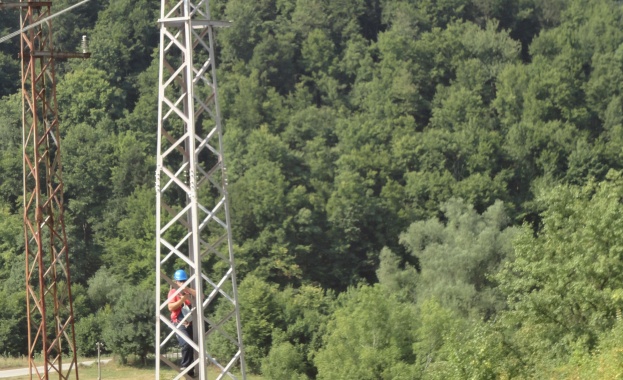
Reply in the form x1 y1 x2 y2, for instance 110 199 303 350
314 285 417 380
220 0 278 63
207 275 281 373
101 186 156 286
61 121 115 282
0 248 27 355
264 285 335 378
0 94 23 207
102 285 154 364
117 52 159 141
110 131 153 198
399 198 517 318
57 67 124 126
261 342 310 380
87 267 125 310
75 310 109 357
50 0 103 55
0 203 22 280
0 287 27 355
552 317 623 379
0 53 19 98
421 315 523 380
497 170 623 371
376 247 418 301
325 168 387 285
0 203 26 355
86 0 159 103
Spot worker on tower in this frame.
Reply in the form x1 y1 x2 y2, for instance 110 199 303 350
168 269 197 377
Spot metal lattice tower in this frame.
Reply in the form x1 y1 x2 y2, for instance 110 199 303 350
0 0 90 378
154 0 246 378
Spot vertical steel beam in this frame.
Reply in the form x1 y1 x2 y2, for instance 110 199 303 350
155 0 246 379
19 1 80 379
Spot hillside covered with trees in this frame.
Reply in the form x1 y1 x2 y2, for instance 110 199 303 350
1 0 623 378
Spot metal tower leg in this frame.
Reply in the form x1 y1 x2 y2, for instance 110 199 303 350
19 2 80 379
155 0 246 379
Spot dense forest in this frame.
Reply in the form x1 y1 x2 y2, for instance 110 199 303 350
2 0 623 378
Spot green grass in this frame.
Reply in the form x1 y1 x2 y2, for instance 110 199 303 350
0 356 27 370
0 357 263 380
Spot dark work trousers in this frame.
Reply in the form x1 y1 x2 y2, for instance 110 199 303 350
176 322 194 371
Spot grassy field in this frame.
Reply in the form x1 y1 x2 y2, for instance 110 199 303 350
0 357 262 380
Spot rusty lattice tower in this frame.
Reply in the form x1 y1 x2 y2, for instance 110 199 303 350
0 0 89 378
155 0 246 379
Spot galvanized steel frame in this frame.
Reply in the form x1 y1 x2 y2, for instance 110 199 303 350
18 1 79 379
155 0 246 379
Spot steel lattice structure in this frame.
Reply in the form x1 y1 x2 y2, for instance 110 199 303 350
11 0 87 378
155 0 246 379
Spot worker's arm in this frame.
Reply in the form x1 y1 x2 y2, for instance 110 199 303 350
167 293 188 312
182 286 197 297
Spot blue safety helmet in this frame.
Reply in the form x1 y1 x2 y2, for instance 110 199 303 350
173 269 188 281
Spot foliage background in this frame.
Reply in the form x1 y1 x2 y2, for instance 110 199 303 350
1 0 623 378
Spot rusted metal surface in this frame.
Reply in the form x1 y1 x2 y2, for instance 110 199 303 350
1 2 52 8
19 1 79 379
29 51 91 58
